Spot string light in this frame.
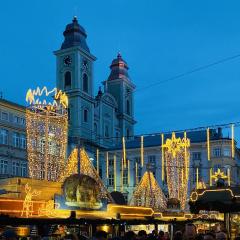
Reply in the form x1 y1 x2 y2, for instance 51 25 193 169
228 168 231 186
163 132 190 210
161 134 164 181
129 171 167 211
26 87 68 182
196 168 199 189
135 162 138 185
96 148 99 174
207 128 210 161
121 158 124 192
122 137 126 168
232 124 235 158
210 168 212 186
141 136 144 167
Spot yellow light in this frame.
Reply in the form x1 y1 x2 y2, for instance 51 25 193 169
141 136 144 167
106 152 109 179
128 159 130 185
211 168 228 182
121 158 124 192
129 171 167 210
135 162 138 185
122 137 126 168
161 134 164 181
207 128 210 161
232 124 235 158
210 168 212 186
196 168 199 189
96 148 99 174
228 168 231 186
114 155 117 191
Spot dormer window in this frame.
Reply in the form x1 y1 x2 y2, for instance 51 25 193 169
64 71 71 88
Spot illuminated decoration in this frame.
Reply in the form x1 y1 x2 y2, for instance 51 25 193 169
21 183 41 218
59 148 113 202
211 168 228 182
161 134 164 181
210 168 212 186
163 132 190 210
121 158 124 192
96 148 99 174
38 200 60 218
197 179 206 190
122 137 126 168
141 136 144 167
129 171 167 210
26 86 68 181
232 124 235 158
196 168 199 189
207 128 210 161
135 162 138 185
106 152 109 179
228 168 231 186
114 155 117 191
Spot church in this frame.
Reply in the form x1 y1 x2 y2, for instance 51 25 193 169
54 16 136 152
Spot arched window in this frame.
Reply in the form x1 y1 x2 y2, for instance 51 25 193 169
83 73 88 93
64 71 71 88
83 109 88 122
126 100 130 115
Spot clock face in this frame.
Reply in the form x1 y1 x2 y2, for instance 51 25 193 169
63 55 72 66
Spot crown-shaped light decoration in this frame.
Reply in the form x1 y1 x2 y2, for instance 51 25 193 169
26 87 68 110
211 168 228 181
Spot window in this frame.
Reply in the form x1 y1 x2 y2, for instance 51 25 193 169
14 116 25 125
105 125 109 137
123 170 128 185
20 134 26 149
13 132 20 148
64 71 71 88
148 155 156 165
192 167 198 184
109 159 114 167
213 148 221 157
135 157 141 165
126 100 130 115
12 161 20 176
83 73 88 93
0 159 8 174
1 112 8 121
83 109 88 122
223 148 231 157
108 173 114 186
192 152 201 160
21 162 27 177
0 129 8 144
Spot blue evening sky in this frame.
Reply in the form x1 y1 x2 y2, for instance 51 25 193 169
0 0 240 136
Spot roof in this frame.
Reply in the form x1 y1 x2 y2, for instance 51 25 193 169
61 17 90 52
0 98 25 111
108 129 230 151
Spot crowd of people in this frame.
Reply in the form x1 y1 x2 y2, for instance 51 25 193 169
0 223 236 240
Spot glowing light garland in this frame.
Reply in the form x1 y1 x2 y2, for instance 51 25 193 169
26 87 68 181
232 124 235 158
96 148 99 174
207 128 210 161
129 171 167 211
122 137 126 168
163 132 190 210
59 148 113 202
161 134 164 181
141 136 144 167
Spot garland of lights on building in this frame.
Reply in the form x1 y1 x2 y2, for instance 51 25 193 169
26 87 68 181
129 171 167 210
163 132 190 210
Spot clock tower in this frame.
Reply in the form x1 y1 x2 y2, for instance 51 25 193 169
54 17 96 145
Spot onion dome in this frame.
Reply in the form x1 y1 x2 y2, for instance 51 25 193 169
61 16 90 52
107 53 130 81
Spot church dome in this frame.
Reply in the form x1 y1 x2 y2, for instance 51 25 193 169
61 16 90 52
107 53 130 81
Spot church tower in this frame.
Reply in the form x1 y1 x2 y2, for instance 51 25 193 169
54 17 96 144
105 53 136 139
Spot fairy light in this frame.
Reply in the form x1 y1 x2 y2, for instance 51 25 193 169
25 86 68 182
210 168 212 186
207 128 210 161
96 148 99 174
59 148 113 202
121 158 124 192
196 168 199 189
122 137 126 168
114 155 117 191
129 171 167 211
161 134 164 181
141 136 144 167
227 168 231 186
135 162 138 185
163 132 190 210
232 124 235 158
106 152 109 179
128 159 130 185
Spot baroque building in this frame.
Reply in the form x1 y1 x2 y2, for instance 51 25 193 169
0 17 239 205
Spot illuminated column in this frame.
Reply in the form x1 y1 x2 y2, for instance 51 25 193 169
114 155 117 191
196 168 199 189
207 128 210 161
210 168 212 186
228 168 231 186
96 148 99 174
122 137 126 168
135 162 138 185
184 132 188 179
106 152 109 180
161 134 164 181
121 158 124 192
141 136 144 167
232 124 235 158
